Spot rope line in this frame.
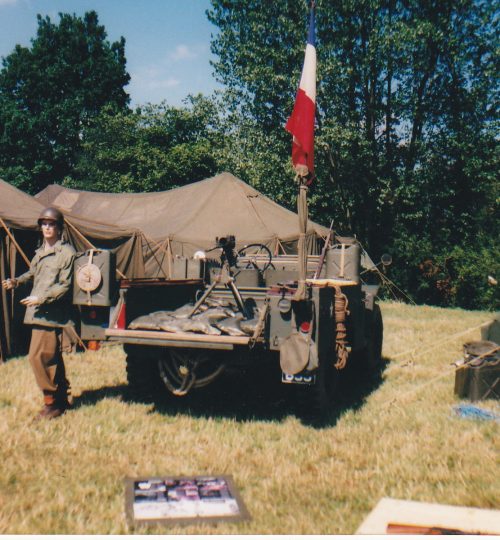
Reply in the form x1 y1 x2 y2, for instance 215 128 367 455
333 285 350 369
380 345 499 409
389 320 494 362
378 271 416 305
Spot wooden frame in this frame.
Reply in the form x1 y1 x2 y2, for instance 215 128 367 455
356 497 500 535
124 475 250 527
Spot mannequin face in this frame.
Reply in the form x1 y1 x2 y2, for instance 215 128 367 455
40 220 60 244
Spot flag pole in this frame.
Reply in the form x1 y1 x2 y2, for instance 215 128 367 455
294 174 309 301
285 2 316 301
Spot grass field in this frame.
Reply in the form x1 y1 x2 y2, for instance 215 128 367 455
0 301 498 534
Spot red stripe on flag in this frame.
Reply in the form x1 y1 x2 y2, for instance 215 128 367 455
285 88 315 174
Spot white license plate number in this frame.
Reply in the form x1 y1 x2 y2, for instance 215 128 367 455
281 372 316 385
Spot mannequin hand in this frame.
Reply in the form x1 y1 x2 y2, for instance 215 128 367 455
2 278 17 290
20 296 40 306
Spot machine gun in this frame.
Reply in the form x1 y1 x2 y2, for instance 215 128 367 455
188 236 250 319
216 235 238 268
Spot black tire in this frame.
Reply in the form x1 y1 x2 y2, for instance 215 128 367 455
364 304 383 372
297 346 339 423
157 348 224 397
125 348 163 403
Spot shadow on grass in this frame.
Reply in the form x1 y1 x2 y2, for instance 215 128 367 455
327 356 390 425
150 362 295 424
74 358 388 429
72 384 129 409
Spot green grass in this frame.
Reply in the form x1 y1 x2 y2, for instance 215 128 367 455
0 301 498 534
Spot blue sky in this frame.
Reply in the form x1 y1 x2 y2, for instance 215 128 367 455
0 0 222 107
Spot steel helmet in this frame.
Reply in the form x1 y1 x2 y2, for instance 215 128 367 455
37 207 64 228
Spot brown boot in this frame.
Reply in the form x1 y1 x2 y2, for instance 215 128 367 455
35 393 67 421
35 403 66 420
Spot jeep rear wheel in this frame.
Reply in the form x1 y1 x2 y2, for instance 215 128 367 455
347 304 384 379
365 304 383 371
297 350 339 423
125 348 163 403
157 348 225 397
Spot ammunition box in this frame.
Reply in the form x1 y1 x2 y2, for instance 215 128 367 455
234 268 260 287
186 258 203 279
454 362 500 401
172 256 187 279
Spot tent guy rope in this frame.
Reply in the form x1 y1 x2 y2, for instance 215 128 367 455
390 320 494 362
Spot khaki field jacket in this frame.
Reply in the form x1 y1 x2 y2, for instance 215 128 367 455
17 240 76 328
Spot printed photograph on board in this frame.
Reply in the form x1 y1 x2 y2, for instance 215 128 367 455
125 475 249 525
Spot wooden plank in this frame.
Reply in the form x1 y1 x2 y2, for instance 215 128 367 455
105 328 251 346
306 278 358 287
107 336 234 350
119 278 203 289
356 498 500 535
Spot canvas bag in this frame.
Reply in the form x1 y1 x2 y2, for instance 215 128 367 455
280 309 318 375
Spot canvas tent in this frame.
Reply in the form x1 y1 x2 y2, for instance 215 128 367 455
2 173 330 360
0 179 145 361
36 172 329 263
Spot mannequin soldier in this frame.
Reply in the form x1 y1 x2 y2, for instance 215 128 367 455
2 207 76 419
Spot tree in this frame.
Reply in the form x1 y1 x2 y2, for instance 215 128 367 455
208 0 399 247
208 0 499 309
0 11 130 193
66 95 221 193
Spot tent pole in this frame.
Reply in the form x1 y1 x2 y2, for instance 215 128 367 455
64 219 127 280
166 238 172 279
0 217 31 267
273 237 279 256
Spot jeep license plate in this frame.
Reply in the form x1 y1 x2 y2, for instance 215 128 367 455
281 372 316 385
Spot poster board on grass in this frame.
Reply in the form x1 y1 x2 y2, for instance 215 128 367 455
125 475 250 527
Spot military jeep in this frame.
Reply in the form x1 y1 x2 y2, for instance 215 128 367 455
73 236 384 420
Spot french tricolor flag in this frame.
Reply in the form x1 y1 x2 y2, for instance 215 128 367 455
285 5 316 178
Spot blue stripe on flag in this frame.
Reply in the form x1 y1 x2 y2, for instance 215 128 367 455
307 7 315 47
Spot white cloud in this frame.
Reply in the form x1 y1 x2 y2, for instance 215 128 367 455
127 42 212 106
0 0 19 6
147 77 180 90
142 66 162 78
130 66 180 88
169 44 197 62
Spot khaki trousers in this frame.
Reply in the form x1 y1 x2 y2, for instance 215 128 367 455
28 326 70 405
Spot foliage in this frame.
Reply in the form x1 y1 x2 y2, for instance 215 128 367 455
0 11 130 193
213 106 297 208
389 234 500 309
0 5 497 309
207 0 499 309
66 95 221 192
